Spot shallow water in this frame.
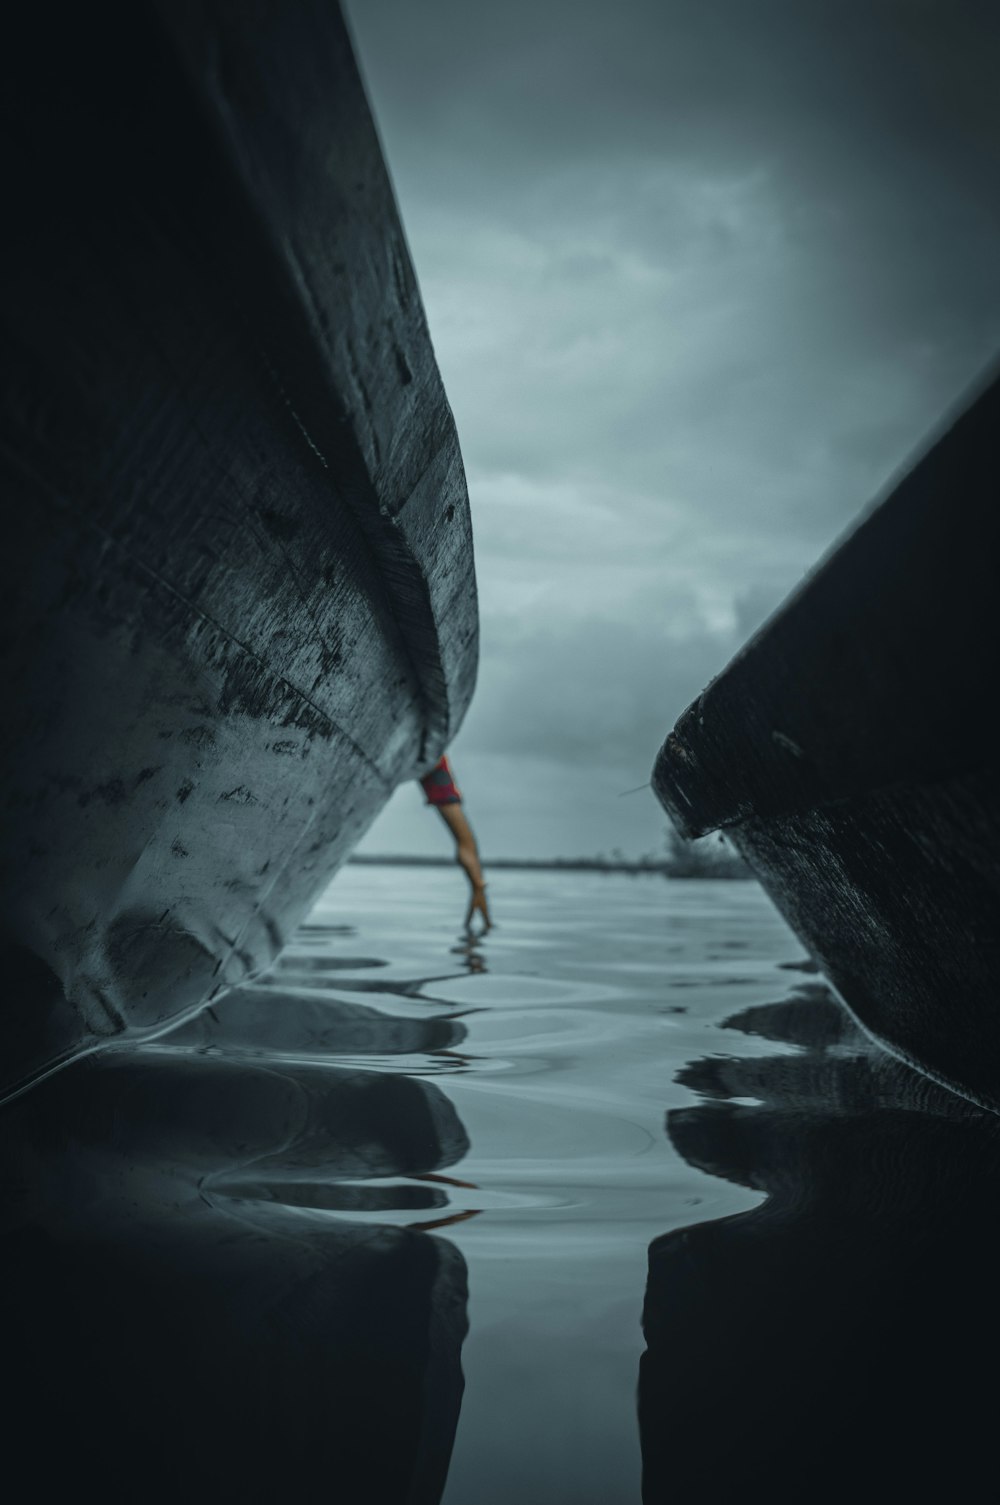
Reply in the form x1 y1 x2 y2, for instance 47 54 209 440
304 868 786 1505
6 867 1000 1502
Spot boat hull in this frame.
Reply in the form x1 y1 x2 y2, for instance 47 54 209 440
0 1 478 1096
653 369 1000 1108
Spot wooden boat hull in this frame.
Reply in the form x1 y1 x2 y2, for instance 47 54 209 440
0 1 477 1097
653 369 1000 1109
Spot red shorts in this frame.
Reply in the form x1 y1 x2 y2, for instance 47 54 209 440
419 755 461 807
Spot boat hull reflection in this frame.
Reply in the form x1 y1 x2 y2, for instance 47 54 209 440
1 960 472 1503
641 986 1000 1503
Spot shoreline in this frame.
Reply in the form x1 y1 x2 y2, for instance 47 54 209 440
348 855 753 879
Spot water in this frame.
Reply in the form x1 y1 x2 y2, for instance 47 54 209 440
282 867 1000 1503
6 866 1000 1501
300 868 787 1505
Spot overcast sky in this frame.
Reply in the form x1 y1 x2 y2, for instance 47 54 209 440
345 0 1000 859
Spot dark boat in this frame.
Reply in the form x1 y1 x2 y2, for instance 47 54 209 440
652 366 1000 1110
0 1 478 1100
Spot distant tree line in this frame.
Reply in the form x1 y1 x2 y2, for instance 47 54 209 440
660 827 752 879
350 827 753 879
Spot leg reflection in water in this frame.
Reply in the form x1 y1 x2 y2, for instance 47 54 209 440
2 980 472 1504
640 986 1000 1504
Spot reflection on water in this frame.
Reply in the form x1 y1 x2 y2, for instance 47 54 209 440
3 868 993 1502
450 933 489 974
0 922 474 1502
641 988 1000 1504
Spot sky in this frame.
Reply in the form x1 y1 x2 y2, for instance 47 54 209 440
345 0 1000 859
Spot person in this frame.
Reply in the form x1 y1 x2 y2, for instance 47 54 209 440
419 755 491 932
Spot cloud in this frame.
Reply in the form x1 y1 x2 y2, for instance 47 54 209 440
457 613 730 770
345 0 1000 855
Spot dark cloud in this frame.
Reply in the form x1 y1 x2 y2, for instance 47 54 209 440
459 614 732 769
345 0 1000 856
